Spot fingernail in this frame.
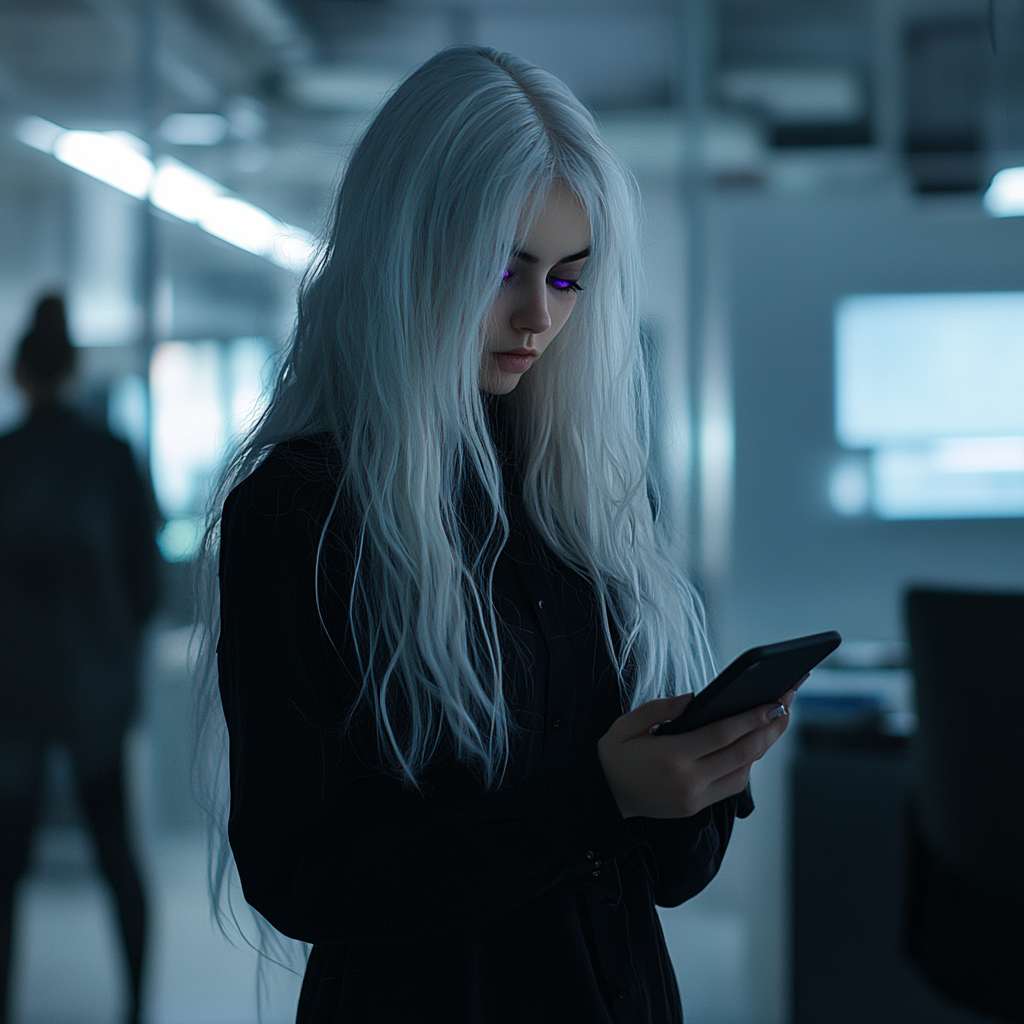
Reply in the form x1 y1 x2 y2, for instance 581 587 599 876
767 704 787 721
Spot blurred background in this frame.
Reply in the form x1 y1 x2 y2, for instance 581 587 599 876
0 1 1022 1022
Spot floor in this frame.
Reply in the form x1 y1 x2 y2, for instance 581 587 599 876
7 827 304 1024
8 828 747 1024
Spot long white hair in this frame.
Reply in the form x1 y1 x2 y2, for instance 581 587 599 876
200 46 710 802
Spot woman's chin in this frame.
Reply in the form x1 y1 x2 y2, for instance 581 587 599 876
480 370 524 396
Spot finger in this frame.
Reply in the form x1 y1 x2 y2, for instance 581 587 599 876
697 714 788 778
789 673 810 698
700 762 753 807
685 700 785 758
611 694 693 740
754 703 792 758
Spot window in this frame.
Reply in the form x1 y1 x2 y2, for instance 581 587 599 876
147 337 274 559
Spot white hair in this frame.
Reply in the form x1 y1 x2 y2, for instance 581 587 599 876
200 45 711 801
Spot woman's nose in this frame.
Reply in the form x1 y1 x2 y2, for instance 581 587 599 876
510 282 551 337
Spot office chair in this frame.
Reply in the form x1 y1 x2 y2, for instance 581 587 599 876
904 587 1024 1023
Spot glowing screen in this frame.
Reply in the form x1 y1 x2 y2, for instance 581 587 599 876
833 293 1024 520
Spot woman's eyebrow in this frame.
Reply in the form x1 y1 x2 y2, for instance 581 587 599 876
512 246 591 265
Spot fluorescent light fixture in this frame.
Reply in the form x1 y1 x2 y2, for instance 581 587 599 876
149 156 315 270
14 116 315 274
200 196 281 255
159 112 229 146
149 156 221 220
721 68 864 124
54 129 154 198
983 165 1024 217
14 115 64 152
288 65 400 111
268 225 317 270
599 110 766 177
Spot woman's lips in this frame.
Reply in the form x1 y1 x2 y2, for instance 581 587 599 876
494 349 537 374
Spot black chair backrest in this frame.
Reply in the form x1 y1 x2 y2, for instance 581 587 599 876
906 587 1024 898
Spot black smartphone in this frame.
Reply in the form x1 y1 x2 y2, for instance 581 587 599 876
652 631 842 736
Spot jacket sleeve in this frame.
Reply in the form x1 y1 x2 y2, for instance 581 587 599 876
217 457 638 947
641 785 755 908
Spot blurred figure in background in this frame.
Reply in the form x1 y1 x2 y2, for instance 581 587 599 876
0 295 158 1024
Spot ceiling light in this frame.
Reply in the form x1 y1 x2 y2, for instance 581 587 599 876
149 156 222 221
159 113 229 146
983 166 1024 217
288 66 401 111
721 68 864 124
200 196 284 258
14 116 315 274
599 111 765 176
54 129 154 198
150 157 314 271
14 115 64 153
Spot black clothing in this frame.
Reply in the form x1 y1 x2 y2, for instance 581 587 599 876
218 435 753 1024
0 407 159 756
0 737 146 1022
0 406 157 1024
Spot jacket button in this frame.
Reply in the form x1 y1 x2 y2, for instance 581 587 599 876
585 851 595 861
537 599 545 610
617 989 628 1000
552 718 562 729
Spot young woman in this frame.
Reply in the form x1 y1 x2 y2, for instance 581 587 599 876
212 46 794 1023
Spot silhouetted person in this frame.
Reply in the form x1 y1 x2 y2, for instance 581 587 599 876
0 296 158 1024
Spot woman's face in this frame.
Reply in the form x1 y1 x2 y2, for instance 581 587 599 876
480 185 591 395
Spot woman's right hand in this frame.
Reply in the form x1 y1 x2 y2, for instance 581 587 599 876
597 690 795 819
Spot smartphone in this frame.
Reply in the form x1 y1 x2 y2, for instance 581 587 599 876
652 631 842 736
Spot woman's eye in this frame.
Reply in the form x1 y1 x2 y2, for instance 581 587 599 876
549 277 582 293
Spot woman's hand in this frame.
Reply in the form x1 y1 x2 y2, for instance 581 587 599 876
597 689 797 819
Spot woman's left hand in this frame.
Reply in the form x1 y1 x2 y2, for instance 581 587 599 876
597 687 798 819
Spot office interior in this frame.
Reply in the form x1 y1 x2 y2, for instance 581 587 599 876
0 1 1021 1022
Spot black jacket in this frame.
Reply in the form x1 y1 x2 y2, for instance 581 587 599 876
218 434 752 1024
0 406 159 749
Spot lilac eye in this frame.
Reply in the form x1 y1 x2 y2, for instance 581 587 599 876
502 268 511 281
550 278 582 292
